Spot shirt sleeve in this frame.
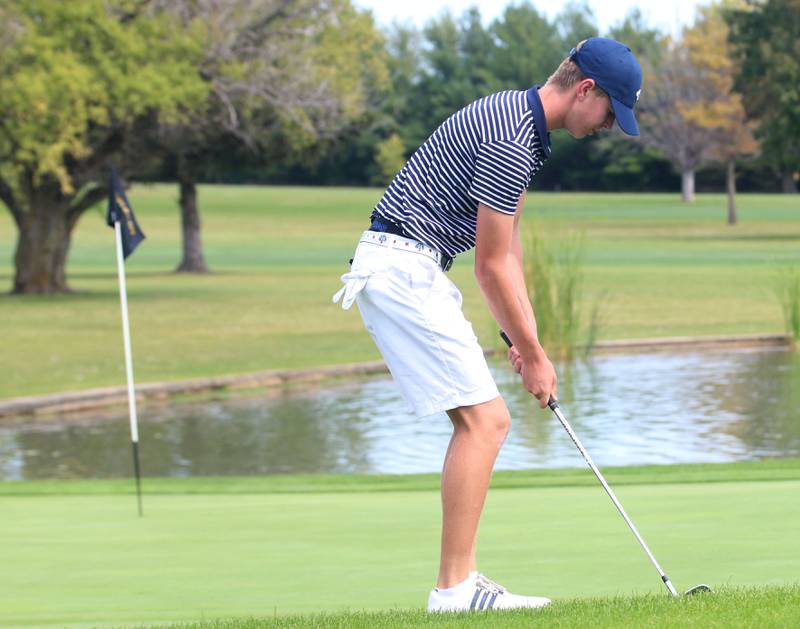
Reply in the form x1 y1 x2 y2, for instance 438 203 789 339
469 141 533 215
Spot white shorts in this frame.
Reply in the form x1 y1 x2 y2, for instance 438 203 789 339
333 231 500 417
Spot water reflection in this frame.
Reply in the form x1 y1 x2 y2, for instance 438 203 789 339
0 347 798 480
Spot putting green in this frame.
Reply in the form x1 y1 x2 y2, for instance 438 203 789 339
1 466 798 626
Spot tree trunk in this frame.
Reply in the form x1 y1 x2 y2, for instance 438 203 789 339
681 169 695 202
175 176 209 273
13 203 74 294
726 159 737 225
781 171 798 194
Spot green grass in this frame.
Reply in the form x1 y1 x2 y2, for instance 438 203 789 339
2 458 799 496
167 586 800 628
1 461 799 627
1 187 799 399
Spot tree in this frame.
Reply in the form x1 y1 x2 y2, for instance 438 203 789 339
415 10 497 130
0 5 21 50
683 5 758 223
607 8 665 62
638 38 717 202
488 3 563 90
0 0 207 293
555 1 599 50
151 0 388 273
373 134 406 186
383 21 426 151
726 0 800 193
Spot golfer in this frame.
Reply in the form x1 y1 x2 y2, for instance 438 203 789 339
334 38 642 612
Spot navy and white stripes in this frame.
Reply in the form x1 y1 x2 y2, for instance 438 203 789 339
470 586 500 610
372 89 549 258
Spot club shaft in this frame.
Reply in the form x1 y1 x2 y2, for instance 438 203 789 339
498 330 677 595
549 401 678 596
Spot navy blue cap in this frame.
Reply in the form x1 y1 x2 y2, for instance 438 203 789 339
569 38 643 136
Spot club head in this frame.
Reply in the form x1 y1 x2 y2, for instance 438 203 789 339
684 584 712 596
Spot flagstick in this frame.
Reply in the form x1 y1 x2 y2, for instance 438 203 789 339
114 220 143 517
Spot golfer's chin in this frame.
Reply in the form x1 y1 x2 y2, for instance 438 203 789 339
566 126 592 139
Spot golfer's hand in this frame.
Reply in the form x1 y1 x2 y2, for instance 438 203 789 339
520 354 557 409
508 346 523 374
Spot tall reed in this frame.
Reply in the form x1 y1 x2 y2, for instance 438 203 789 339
776 266 800 346
522 227 602 362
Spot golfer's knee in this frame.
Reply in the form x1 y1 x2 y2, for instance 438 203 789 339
461 404 511 446
450 397 511 441
491 407 511 445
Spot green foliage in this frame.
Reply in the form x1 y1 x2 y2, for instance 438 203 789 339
0 0 207 195
555 1 600 49
383 23 427 149
153 1 391 181
373 133 406 186
311 0 390 125
607 8 665 62
522 227 601 361
416 11 497 128
488 4 564 89
282 4 775 192
725 0 800 181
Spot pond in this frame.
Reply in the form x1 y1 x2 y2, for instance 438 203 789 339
0 346 798 480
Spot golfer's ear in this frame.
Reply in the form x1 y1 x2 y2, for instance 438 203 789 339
576 78 595 100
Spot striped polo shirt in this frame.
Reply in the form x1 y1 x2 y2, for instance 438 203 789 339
372 87 551 258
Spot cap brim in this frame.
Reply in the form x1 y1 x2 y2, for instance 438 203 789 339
610 96 639 136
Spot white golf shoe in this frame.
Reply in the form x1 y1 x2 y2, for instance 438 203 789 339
427 573 551 612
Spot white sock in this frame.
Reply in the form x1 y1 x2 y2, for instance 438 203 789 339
435 572 477 596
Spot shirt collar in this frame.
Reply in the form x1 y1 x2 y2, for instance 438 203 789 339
526 85 551 159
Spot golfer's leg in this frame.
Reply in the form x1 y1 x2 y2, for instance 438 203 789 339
439 438 478 577
437 396 511 589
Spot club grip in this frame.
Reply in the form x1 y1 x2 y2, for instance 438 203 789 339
498 329 559 411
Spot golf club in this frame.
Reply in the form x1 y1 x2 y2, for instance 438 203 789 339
499 330 711 597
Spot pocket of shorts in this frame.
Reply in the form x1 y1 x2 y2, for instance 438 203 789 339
404 256 437 295
443 274 464 308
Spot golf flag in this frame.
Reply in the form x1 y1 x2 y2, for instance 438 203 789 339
107 168 145 259
107 168 144 517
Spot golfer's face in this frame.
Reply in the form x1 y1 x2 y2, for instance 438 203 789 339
586 90 615 135
570 88 615 139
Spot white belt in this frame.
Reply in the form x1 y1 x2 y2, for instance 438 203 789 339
356 230 448 266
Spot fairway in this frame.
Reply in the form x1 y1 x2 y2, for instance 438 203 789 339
0 187 799 400
2 462 799 626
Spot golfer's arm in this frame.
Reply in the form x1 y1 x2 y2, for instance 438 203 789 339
509 193 538 334
474 201 544 361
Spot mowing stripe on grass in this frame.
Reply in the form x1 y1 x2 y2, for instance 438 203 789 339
2 459 798 496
